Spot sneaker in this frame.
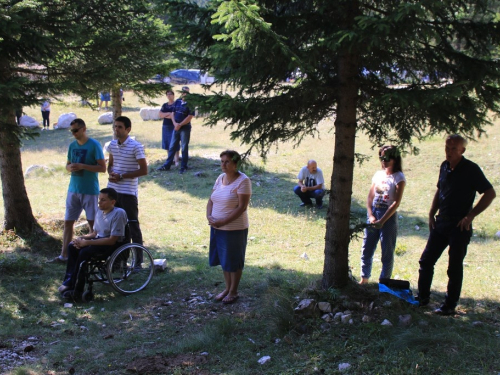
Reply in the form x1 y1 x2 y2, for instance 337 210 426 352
434 304 456 315
416 296 430 307
62 290 82 302
58 285 71 293
179 168 186 174
46 256 68 264
299 202 312 207
316 203 324 209
156 166 170 172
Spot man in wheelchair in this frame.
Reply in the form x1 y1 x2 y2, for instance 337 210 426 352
59 187 128 301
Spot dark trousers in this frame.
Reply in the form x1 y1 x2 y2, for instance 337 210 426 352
293 185 325 205
418 218 471 307
63 242 121 292
115 193 143 264
41 110 50 127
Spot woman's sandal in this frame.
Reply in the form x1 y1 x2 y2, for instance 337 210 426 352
222 295 239 305
214 291 228 301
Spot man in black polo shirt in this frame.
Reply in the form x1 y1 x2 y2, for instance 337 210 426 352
417 134 496 315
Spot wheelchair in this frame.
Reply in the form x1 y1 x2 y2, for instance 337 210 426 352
79 242 155 302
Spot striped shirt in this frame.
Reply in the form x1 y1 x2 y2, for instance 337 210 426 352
107 136 146 196
210 172 252 231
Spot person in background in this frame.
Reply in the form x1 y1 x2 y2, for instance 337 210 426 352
359 145 406 285
293 160 326 209
99 91 110 111
41 99 50 130
156 86 195 174
158 90 180 166
207 150 252 305
417 134 495 315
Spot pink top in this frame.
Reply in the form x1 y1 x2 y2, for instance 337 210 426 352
210 172 252 230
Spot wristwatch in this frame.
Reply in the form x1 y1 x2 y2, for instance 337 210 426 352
119 173 124 180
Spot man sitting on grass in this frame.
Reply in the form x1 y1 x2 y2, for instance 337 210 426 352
58 188 128 301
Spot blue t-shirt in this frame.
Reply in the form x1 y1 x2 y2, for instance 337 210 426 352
67 138 104 195
173 99 195 125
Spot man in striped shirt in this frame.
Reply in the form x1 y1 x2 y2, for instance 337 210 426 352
107 116 148 250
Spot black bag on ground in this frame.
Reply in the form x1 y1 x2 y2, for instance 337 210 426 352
379 278 410 290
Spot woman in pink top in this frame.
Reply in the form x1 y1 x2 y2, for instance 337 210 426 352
207 150 252 304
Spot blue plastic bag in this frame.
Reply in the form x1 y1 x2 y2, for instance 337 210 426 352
379 283 418 305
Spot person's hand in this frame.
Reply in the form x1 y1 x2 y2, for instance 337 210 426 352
301 186 307 192
457 215 473 231
73 237 86 249
428 215 436 231
372 220 383 229
69 163 84 172
108 172 120 183
368 214 377 224
174 124 182 131
208 215 225 228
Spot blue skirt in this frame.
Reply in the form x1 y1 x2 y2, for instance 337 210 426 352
209 227 248 272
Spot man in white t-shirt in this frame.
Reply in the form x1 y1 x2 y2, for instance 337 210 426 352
293 160 326 209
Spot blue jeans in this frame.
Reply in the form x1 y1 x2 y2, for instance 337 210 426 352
162 124 191 170
418 217 471 307
360 207 398 280
293 185 325 205
162 124 180 152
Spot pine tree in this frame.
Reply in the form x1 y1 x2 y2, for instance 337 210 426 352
163 0 500 287
0 0 173 236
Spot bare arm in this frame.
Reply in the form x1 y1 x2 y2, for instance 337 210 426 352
73 235 120 249
457 187 496 231
107 153 114 174
159 111 172 119
376 181 406 227
109 158 148 182
67 159 106 173
366 183 376 223
173 114 194 130
208 194 251 228
206 196 214 221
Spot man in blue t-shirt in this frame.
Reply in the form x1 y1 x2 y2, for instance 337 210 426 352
417 134 496 315
156 86 195 174
49 119 106 263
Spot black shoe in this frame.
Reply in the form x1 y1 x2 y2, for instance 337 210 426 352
316 203 324 209
299 202 312 207
179 168 186 174
416 296 430 307
62 290 82 302
434 303 456 315
156 166 170 171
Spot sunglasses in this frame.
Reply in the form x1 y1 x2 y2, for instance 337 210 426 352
70 128 82 133
379 155 393 162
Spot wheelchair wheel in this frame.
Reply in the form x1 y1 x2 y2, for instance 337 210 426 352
106 243 154 295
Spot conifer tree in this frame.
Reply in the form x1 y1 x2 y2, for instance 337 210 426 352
163 0 500 287
0 0 172 236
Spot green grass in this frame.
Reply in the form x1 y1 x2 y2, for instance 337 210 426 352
0 88 499 374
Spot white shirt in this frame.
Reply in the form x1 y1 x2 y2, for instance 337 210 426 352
107 137 146 196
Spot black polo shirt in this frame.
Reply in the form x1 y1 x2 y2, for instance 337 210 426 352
437 157 492 218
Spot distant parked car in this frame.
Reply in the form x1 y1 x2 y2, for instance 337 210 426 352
169 69 201 84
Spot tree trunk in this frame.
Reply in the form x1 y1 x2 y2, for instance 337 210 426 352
0 110 42 235
112 85 122 120
322 0 360 289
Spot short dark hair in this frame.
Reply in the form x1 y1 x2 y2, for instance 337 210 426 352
220 150 242 166
166 90 174 95
100 187 118 201
379 145 403 173
115 116 131 129
70 118 86 128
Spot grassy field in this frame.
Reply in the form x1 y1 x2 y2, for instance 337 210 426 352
0 87 499 374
